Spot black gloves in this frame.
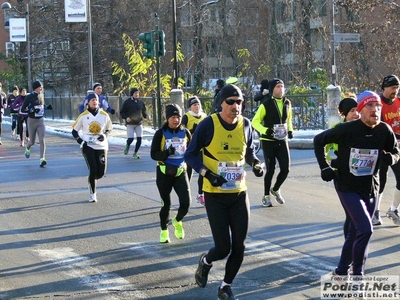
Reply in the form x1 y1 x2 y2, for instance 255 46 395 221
288 131 294 139
321 166 336 182
46 104 53 110
330 159 338 169
77 138 87 149
381 151 394 165
266 128 275 137
252 161 264 177
98 134 105 142
166 145 176 156
192 123 198 133
109 108 116 115
205 170 228 187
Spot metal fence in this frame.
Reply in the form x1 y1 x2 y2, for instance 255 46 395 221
38 91 327 130
288 91 327 130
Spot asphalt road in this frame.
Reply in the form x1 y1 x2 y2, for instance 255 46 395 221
0 122 399 300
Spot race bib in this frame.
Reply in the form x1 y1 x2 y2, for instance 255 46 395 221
34 105 44 117
349 148 379 176
217 161 244 190
273 124 288 140
87 136 100 145
166 137 186 157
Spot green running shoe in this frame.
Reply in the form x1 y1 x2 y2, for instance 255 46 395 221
133 152 140 159
40 158 47 167
25 148 30 159
124 145 130 155
172 217 184 239
160 229 170 243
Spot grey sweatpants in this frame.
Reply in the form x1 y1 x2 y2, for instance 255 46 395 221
27 117 46 159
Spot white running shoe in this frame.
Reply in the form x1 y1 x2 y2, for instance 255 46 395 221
270 188 285 204
262 195 272 207
89 193 97 203
386 208 400 225
372 210 382 225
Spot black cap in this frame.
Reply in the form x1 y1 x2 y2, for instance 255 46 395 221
188 96 200 108
381 75 400 90
165 104 182 119
93 82 102 90
268 78 284 94
219 84 243 102
130 88 139 96
338 97 357 117
216 79 225 88
87 93 98 102
32 81 42 90
260 79 269 91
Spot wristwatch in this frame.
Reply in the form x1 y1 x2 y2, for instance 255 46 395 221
200 168 208 177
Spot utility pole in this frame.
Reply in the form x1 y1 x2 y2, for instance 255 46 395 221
330 0 336 85
172 0 178 88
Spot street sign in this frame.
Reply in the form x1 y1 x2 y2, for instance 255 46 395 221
334 33 360 43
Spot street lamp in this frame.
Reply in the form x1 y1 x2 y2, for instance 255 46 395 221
1 1 31 90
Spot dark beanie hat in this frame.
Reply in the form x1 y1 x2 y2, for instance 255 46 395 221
381 75 400 90
93 82 101 90
12 86 18 92
260 79 269 91
338 97 357 117
219 84 243 101
32 81 42 90
216 79 225 88
165 104 182 119
87 93 97 102
188 96 200 108
130 88 139 96
268 78 284 94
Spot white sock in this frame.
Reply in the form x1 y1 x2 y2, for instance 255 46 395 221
220 281 230 289
376 193 383 211
203 257 211 266
393 189 400 210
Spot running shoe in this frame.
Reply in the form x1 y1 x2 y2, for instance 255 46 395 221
133 152 140 159
386 208 400 225
196 194 205 206
0 138 2 145
371 210 382 226
172 217 184 239
39 158 47 167
160 229 170 243
89 193 97 203
195 253 212 288
218 285 237 300
124 145 130 155
24 148 30 158
262 195 272 207
270 188 285 204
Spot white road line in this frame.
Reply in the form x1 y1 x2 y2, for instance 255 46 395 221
33 247 146 298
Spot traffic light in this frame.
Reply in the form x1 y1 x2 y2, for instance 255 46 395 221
139 32 154 58
158 30 166 57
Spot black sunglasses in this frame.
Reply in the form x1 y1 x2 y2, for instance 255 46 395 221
224 98 243 105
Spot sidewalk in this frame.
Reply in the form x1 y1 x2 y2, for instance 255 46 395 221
2 117 316 149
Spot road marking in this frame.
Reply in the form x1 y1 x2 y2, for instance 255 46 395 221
33 247 145 298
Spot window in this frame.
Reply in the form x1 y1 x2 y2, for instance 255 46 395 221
5 42 14 57
244 8 258 26
276 1 295 23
